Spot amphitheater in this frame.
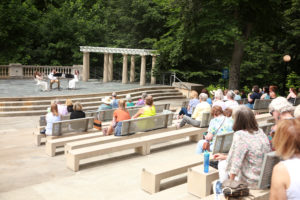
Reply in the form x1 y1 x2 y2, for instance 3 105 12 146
0 80 273 200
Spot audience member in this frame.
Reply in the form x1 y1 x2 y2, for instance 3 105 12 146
178 90 199 118
224 90 239 109
55 99 68 116
136 92 147 106
246 85 262 109
103 100 131 136
34 71 48 91
48 69 60 90
45 103 61 136
201 88 212 105
98 96 113 111
132 96 156 118
234 90 241 101
69 70 79 89
213 105 271 188
270 118 300 200
111 92 119 109
260 86 271 99
223 89 228 100
269 85 278 99
66 99 73 113
196 106 233 153
212 89 226 110
287 88 297 105
126 94 135 107
70 102 85 119
177 93 211 128
241 90 247 99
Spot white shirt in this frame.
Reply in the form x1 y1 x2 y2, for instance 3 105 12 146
212 100 226 111
224 100 239 109
48 73 57 80
282 157 300 200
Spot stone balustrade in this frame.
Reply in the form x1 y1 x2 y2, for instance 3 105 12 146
0 64 83 79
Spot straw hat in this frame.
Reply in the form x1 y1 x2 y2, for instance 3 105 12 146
102 96 112 104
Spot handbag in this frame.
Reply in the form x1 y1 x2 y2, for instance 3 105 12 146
202 117 226 151
222 180 250 199
93 119 102 130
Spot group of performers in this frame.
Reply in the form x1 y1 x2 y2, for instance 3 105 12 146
33 69 79 91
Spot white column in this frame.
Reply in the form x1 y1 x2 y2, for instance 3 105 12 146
82 52 90 82
122 54 128 84
108 53 113 81
151 55 156 84
140 55 146 86
103 53 108 83
130 55 135 83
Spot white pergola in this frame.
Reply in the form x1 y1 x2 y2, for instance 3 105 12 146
80 46 158 85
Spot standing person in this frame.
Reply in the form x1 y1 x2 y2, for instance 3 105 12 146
178 90 199 118
224 90 239 109
70 102 85 119
98 96 113 111
132 96 156 118
126 94 135 107
286 88 297 105
66 99 73 113
246 85 262 109
213 105 271 187
260 86 271 99
135 92 147 106
212 89 226 111
234 90 241 101
45 103 61 136
103 100 131 136
48 69 60 90
270 119 300 200
177 93 211 128
111 92 119 109
269 85 278 99
34 71 48 91
69 70 79 89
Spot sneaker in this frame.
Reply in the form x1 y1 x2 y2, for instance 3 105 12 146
213 180 223 200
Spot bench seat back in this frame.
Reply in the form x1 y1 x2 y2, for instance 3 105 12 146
51 117 94 136
253 99 272 110
120 111 174 135
212 131 234 155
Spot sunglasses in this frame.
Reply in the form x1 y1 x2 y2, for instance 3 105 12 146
269 111 274 116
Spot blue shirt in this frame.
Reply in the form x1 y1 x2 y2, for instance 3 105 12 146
46 113 61 135
98 104 112 111
207 98 212 105
188 98 200 114
250 92 262 104
234 95 241 101
111 99 119 108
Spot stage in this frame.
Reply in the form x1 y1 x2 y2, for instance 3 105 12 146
0 79 166 98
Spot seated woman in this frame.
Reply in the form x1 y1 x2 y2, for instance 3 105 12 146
103 100 131 136
70 102 85 119
269 85 278 99
34 71 48 91
270 118 300 200
132 96 156 118
135 92 147 106
178 90 199 119
213 105 271 188
224 90 239 109
260 86 271 100
201 88 212 105
212 89 226 111
287 88 297 105
97 96 113 111
234 90 241 101
196 106 233 153
246 85 262 109
126 94 135 107
66 99 73 113
45 103 61 136
68 70 79 89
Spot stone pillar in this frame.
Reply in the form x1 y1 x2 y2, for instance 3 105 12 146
82 52 90 82
140 55 146 86
108 53 113 81
122 54 128 84
103 53 109 83
130 55 135 83
9 63 23 78
151 55 156 84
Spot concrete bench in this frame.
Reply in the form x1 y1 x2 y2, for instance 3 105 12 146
141 154 206 194
66 127 207 171
253 99 272 113
294 97 300 106
34 117 94 146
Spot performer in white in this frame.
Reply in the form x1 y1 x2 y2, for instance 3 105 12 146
34 71 48 91
48 69 60 90
69 70 79 89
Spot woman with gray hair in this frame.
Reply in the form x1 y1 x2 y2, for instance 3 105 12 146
224 90 239 109
177 93 211 128
212 89 226 111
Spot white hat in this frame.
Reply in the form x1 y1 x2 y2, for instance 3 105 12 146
102 96 111 104
126 94 132 101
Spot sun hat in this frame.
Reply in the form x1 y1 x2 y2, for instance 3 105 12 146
126 94 132 101
102 96 112 104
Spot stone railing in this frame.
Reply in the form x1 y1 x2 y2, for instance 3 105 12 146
0 64 83 79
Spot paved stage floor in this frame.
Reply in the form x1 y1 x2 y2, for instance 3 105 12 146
0 79 166 97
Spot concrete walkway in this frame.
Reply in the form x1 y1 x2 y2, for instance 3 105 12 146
0 99 199 200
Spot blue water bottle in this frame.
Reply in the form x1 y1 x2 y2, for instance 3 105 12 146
204 150 210 173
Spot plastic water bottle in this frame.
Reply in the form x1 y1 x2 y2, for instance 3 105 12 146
204 150 210 173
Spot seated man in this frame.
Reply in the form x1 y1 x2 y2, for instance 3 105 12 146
177 93 211 128
48 69 60 90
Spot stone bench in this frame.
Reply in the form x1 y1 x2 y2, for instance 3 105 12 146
253 99 272 114
34 117 94 146
66 127 207 172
